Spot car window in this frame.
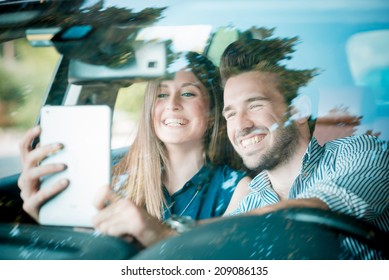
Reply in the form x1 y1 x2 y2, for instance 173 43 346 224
112 82 146 148
98 0 389 145
346 29 389 137
0 39 60 177
1 1 388 177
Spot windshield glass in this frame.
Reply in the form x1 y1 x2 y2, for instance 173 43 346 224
0 0 388 263
0 39 60 177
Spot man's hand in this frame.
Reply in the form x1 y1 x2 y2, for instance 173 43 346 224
246 198 329 216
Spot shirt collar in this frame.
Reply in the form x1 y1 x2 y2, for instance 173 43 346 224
248 170 272 192
302 137 323 165
163 160 213 198
248 137 323 193
190 160 214 187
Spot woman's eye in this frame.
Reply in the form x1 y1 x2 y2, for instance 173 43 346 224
181 92 195 97
157 93 168 98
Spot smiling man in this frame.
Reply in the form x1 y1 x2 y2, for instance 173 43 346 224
220 37 389 259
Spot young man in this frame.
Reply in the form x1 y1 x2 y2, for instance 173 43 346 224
220 38 389 259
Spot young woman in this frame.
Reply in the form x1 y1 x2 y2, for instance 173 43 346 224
110 52 250 220
18 52 251 245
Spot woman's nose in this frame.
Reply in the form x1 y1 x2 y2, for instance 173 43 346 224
166 95 183 111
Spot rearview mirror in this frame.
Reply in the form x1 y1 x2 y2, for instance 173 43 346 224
68 40 167 84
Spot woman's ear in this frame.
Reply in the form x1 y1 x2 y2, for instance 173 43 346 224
290 95 311 124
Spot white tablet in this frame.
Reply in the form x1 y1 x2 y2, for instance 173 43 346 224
39 105 112 227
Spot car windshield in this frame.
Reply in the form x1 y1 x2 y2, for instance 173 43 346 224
0 0 388 266
1 1 388 177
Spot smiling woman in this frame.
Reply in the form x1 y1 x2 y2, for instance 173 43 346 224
110 52 249 223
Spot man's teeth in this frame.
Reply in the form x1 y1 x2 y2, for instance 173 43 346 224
164 118 187 126
241 135 265 147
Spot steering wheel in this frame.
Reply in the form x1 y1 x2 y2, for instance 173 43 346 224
0 223 141 260
133 208 388 260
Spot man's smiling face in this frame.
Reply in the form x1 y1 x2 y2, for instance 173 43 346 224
223 71 299 171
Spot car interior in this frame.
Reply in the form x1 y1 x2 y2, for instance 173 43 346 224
0 0 388 260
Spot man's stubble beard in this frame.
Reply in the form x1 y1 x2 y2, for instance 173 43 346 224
242 122 300 172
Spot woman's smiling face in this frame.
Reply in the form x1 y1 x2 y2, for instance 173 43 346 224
153 69 210 148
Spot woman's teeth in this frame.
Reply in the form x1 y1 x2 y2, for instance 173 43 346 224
164 118 187 126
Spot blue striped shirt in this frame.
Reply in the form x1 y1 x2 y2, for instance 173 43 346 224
231 135 389 259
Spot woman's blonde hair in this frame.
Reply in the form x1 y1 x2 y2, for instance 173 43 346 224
113 52 242 219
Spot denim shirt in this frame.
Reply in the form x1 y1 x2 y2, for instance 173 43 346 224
113 162 246 221
162 162 246 220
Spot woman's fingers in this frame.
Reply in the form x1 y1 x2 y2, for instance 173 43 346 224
93 200 134 229
29 163 67 182
93 184 116 210
93 199 126 226
19 126 41 163
93 200 172 247
22 178 69 221
24 143 64 169
18 145 68 221
18 163 67 198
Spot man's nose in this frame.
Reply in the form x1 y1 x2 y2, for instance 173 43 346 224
235 111 255 135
